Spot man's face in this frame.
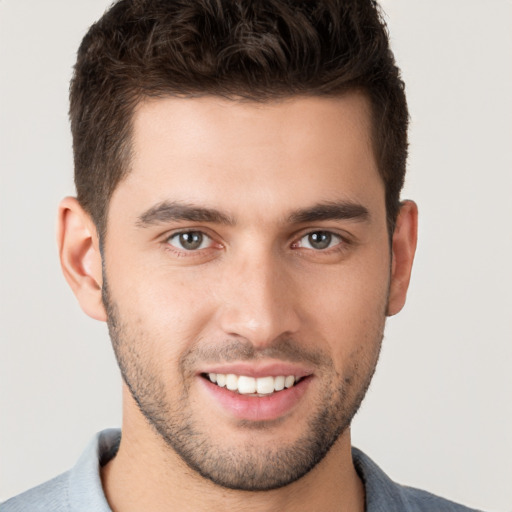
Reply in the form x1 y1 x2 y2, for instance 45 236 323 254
102 93 391 490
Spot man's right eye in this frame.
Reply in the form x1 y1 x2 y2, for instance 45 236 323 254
167 231 213 251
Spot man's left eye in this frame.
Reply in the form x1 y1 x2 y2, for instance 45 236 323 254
167 231 212 251
297 231 343 250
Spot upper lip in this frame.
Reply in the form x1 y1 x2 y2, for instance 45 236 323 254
198 361 314 379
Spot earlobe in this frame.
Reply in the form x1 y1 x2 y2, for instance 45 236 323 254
387 200 418 316
57 197 107 322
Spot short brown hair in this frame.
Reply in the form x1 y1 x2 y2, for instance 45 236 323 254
70 0 408 237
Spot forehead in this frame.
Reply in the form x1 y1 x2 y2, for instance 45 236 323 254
110 93 384 224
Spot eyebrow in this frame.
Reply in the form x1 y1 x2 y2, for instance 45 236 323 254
136 199 369 228
287 201 370 224
136 201 235 227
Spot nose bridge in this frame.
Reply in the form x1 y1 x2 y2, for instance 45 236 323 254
218 245 300 346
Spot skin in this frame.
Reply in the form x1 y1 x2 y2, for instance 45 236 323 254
57 92 417 512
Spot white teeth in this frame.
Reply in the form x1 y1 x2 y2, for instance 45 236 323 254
237 376 257 394
256 376 275 394
284 375 295 389
207 373 300 395
274 375 285 391
226 374 238 391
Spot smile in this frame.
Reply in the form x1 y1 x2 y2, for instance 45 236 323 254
204 373 303 396
199 368 313 421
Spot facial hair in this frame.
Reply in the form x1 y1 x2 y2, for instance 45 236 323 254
102 277 385 491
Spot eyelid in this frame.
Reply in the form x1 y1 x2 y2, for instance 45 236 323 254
162 227 224 255
296 232 341 250
162 226 217 242
167 230 213 250
291 228 351 248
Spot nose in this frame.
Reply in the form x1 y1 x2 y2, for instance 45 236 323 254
217 250 301 348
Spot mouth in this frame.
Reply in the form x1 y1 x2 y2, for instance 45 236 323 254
201 373 306 397
198 367 313 422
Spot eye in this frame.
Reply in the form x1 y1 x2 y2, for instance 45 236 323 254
167 231 212 251
297 231 343 250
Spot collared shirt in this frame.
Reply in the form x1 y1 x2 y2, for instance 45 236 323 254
1 429 483 511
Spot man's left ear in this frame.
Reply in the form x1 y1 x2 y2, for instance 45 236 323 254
387 200 418 316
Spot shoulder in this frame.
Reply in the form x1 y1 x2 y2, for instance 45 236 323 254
1 472 71 512
1 429 119 512
399 485 484 512
352 447 484 512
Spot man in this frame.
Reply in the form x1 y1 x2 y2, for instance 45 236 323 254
1 1 484 510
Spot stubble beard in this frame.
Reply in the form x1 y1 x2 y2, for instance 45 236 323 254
102 279 385 492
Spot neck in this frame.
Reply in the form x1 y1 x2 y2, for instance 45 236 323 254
101 389 365 512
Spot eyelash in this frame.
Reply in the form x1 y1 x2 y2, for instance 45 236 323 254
164 230 217 256
292 231 346 252
162 229 350 257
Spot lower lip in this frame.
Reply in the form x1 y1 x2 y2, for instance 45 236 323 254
199 376 312 422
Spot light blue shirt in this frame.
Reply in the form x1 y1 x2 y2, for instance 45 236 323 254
1 429 483 511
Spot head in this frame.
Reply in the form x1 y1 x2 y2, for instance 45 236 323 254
70 0 408 240
60 0 417 494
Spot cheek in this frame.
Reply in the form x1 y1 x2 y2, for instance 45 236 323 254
107 262 219 363
301 256 389 366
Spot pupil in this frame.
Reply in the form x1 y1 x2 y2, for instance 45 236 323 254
309 232 331 250
180 232 203 250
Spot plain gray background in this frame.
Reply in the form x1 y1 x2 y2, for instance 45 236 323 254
1 1 511 510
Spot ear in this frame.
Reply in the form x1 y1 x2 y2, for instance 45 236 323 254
387 200 418 316
57 197 107 322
